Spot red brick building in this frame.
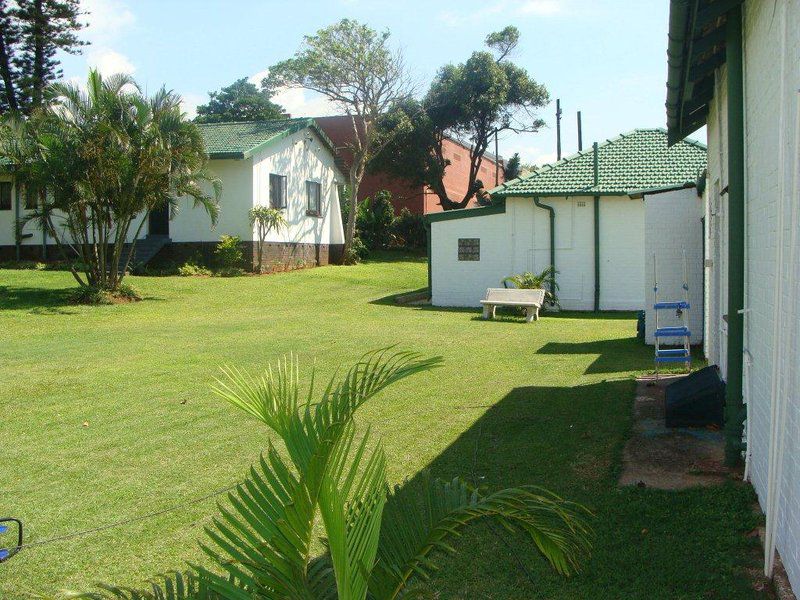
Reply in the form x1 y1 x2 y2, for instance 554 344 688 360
314 115 504 215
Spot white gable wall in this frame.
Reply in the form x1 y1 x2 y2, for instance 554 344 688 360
168 128 344 246
251 128 344 246
430 195 645 310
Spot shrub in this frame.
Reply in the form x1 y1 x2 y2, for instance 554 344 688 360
214 235 244 274
392 207 426 249
503 266 560 307
357 190 395 250
343 236 369 264
249 205 287 273
178 262 211 277
69 283 141 305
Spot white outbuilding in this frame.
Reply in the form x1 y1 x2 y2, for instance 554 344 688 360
425 129 707 319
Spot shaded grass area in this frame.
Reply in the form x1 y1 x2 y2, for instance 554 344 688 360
0 256 762 599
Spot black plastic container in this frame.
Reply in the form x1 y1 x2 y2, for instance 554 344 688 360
665 365 725 428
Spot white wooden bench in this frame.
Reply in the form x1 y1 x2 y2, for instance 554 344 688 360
480 288 546 323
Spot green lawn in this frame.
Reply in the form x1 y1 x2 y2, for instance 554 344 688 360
0 255 762 599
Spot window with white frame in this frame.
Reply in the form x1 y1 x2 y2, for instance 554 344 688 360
306 180 321 216
269 173 287 209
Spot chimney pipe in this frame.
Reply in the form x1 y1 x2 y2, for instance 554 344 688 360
556 99 562 160
577 111 583 151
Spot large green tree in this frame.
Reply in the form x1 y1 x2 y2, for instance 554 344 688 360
267 19 410 262
373 26 548 210
0 70 220 293
195 78 285 123
0 0 86 114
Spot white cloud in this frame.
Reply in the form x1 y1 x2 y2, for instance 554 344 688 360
247 69 339 117
247 70 270 87
86 49 135 75
273 87 339 117
80 0 136 45
179 92 206 120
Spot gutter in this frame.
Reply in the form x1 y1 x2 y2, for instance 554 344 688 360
533 196 556 295
724 4 745 466
593 142 601 311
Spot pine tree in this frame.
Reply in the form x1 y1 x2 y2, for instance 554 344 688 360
0 0 86 114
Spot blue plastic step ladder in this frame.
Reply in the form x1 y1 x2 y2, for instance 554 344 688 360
653 251 691 378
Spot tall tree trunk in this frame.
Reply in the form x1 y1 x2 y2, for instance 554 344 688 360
31 0 44 108
0 4 18 112
344 164 361 263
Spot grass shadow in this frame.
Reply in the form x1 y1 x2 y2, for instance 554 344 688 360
0 285 78 314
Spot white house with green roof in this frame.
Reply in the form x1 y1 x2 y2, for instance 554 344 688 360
425 128 707 313
0 118 346 268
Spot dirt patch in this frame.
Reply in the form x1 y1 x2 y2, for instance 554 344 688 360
619 375 734 489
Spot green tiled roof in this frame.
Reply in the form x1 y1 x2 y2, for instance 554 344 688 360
198 118 338 160
492 128 707 198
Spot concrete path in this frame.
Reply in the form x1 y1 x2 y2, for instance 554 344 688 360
619 375 732 489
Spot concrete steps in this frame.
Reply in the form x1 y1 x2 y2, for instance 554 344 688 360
123 235 170 269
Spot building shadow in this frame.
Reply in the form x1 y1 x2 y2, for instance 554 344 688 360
382 379 635 595
537 339 652 375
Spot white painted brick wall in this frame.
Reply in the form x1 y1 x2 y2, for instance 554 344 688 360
705 0 800 590
644 188 704 345
431 196 645 310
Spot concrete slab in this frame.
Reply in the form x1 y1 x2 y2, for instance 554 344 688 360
619 375 733 489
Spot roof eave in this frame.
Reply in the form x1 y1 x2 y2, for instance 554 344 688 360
628 181 697 199
208 152 246 160
665 0 743 145
424 201 506 223
492 190 629 199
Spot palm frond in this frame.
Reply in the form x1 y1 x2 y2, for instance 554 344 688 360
368 474 592 599
67 571 210 600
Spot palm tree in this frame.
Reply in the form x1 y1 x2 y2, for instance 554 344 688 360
249 205 287 273
78 350 591 599
0 70 220 293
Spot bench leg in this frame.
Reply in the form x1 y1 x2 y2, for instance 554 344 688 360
482 306 491 320
526 307 538 323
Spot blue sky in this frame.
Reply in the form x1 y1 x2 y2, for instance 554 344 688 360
58 0 700 166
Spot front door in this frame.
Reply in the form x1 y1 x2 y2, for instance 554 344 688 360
149 204 169 236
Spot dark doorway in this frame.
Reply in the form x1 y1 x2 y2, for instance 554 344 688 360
149 204 169 236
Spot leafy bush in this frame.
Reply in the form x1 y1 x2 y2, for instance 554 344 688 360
343 235 369 264
392 207 426 249
214 235 245 275
503 266 560 307
178 261 211 277
357 190 396 250
249 205 287 273
69 283 141 305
